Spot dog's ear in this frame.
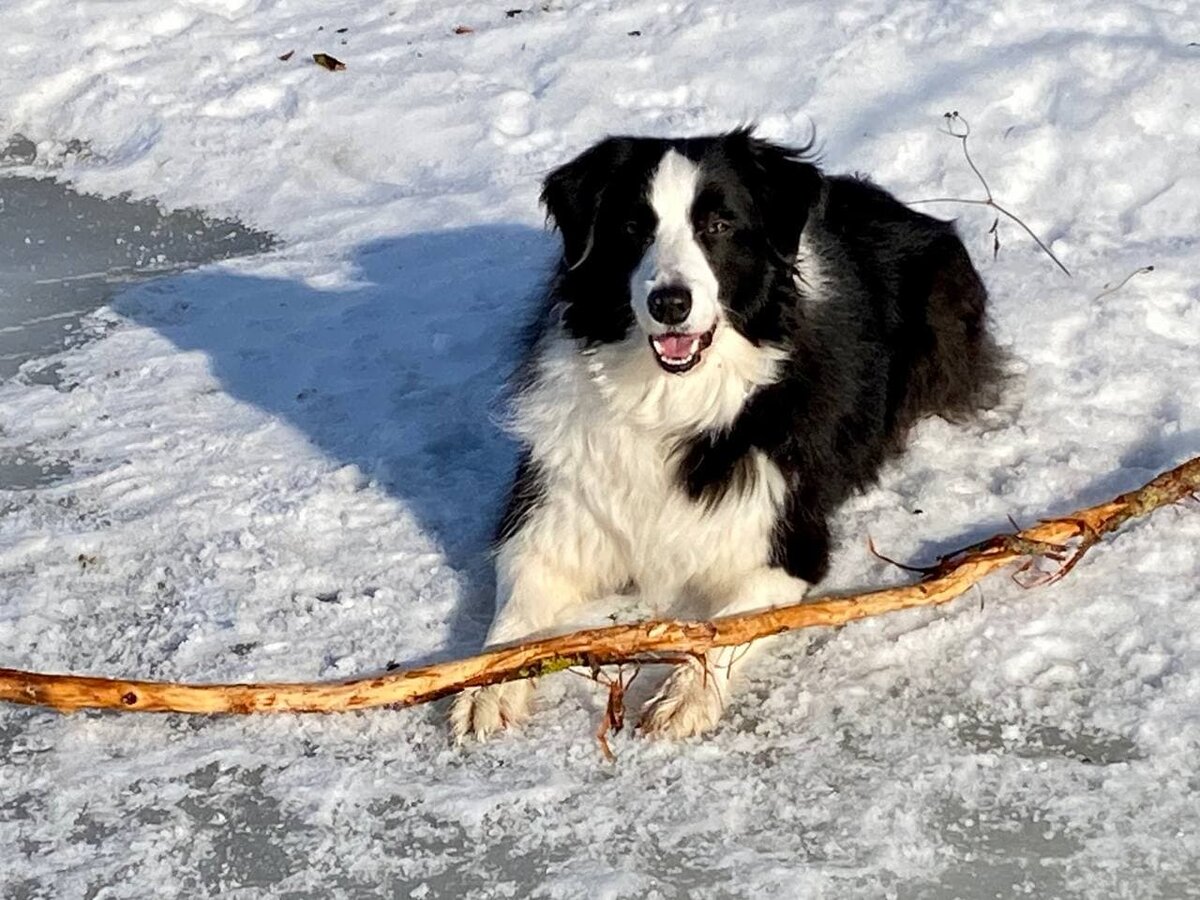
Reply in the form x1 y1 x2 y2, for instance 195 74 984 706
540 138 630 269
725 129 822 262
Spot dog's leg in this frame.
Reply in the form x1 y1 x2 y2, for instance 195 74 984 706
641 568 809 739
450 536 604 743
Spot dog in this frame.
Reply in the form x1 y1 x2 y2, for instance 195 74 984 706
451 128 1000 741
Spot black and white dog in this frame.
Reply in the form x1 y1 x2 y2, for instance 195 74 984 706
452 129 1000 741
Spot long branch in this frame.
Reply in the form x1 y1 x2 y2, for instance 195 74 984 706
2 456 1197 715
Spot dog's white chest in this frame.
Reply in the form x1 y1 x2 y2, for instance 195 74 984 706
570 419 784 592
509 330 787 599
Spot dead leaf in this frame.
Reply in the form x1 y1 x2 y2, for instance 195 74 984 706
278 49 295 61
312 53 346 71
453 25 475 34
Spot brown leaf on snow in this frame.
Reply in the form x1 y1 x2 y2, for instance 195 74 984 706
453 25 475 34
278 49 295 61
312 52 346 71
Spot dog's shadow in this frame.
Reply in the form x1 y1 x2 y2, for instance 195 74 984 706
115 224 555 665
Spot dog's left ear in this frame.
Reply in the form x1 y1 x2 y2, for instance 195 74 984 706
726 130 822 262
541 137 631 269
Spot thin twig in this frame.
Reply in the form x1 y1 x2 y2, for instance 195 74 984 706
595 664 639 761
868 535 936 575
951 116 994 201
1092 265 1155 302
908 113 1072 277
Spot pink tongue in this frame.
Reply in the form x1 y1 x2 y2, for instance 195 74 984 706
656 334 696 358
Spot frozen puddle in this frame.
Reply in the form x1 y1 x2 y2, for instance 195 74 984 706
0 173 272 485
0 174 273 380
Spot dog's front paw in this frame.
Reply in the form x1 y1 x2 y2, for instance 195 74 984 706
450 680 534 743
640 662 725 739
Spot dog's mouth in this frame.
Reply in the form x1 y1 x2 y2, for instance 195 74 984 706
648 326 716 374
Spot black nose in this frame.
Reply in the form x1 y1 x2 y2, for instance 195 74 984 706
647 285 692 326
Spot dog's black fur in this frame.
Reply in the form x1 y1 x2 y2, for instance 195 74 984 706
507 129 1000 586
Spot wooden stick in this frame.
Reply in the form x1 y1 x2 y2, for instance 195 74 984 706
2 456 1197 715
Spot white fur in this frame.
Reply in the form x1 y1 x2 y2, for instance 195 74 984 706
583 318 788 436
507 323 788 595
451 315 808 741
641 567 810 737
630 150 721 337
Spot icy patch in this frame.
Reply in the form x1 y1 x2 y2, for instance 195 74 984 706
0 175 273 384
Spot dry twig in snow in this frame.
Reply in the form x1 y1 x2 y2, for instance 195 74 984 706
908 112 1072 277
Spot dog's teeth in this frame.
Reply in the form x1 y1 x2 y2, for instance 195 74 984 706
650 333 706 371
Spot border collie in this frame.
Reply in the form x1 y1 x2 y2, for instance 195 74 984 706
451 129 1000 741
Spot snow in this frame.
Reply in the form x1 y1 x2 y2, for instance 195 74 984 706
2 0 1200 895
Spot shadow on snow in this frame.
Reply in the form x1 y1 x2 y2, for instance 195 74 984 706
114 223 554 663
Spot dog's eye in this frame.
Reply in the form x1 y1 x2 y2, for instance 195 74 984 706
625 220 653 249
704 219 730 236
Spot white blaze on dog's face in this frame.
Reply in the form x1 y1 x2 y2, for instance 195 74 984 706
631 150 721 374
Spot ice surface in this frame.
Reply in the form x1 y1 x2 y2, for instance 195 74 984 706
0 176 273 492
0 176 273 382
2 0 1199 896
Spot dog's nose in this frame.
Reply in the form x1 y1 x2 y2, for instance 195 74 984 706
647 285 692 326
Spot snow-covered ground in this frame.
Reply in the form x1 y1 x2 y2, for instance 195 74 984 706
3 0 1200 895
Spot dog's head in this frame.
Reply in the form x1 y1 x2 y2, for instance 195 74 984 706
541 129 821 374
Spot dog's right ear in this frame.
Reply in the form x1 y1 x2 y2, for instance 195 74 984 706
540 138 628 269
